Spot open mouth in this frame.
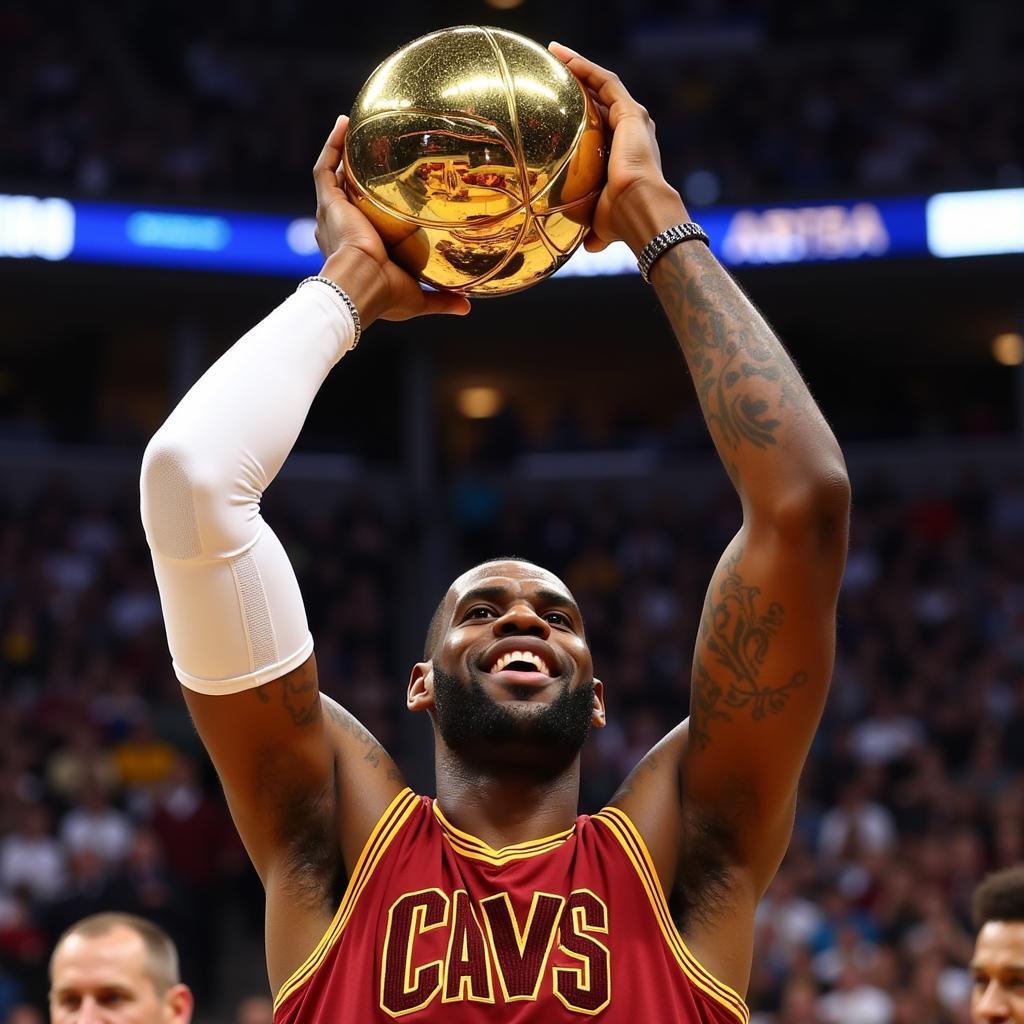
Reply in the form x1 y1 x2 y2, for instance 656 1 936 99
489 650 552 677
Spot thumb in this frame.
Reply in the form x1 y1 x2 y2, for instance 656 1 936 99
419 290 472 316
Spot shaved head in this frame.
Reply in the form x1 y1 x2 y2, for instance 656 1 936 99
423 557 562 659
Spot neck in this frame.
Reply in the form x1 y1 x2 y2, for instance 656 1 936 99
433 749 581 850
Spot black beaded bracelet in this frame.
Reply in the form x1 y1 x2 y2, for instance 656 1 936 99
636 222 710 282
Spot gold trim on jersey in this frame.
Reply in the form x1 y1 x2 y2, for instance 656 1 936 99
592 807 751 1024
273 788 420 1011
432 800 576 865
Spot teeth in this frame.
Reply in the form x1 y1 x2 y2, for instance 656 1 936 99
490 651 550 676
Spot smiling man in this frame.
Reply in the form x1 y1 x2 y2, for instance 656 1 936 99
49 914 193 1024
419 562 602 784
971 867 1024 1023
140 42 849 1024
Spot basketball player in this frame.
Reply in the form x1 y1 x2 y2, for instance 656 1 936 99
140 44 849 1021
48 913 193 1024
971 867 1024 1022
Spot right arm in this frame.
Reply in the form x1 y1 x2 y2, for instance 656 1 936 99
140 115 468 992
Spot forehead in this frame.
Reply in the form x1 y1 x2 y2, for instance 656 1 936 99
973 921 1024 968
450 562 570 604
53 929 148 989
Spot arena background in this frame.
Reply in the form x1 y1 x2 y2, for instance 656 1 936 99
2 1 1024 1022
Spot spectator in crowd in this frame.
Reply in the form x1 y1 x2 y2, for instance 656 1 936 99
45 725 116 805
969 865 1024 1023
1 2 1022 207
48 913 192 1024
234 995 273 1024
149 757 239 1003
0 807 65 905
59 778 133 870
6 1007 44 1024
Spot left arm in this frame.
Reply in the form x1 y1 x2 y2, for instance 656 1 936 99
649 239 850 893
551 42 850 913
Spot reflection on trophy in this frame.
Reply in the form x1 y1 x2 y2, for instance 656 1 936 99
343 26 607 296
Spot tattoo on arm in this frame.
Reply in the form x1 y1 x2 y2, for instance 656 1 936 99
321 700 403 781
690 552 806 751
251 681 403 781
251 674 318 725
610 750 663 805
657 248 812 457
283 674 318 726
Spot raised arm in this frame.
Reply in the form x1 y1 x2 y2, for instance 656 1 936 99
139 116 468 992
551 40 849 935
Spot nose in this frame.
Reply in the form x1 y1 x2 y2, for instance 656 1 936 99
493 601 550 639
76 999 105 1024
975 981 1011 1021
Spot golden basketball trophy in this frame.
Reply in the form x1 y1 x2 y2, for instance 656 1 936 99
344 26 607 296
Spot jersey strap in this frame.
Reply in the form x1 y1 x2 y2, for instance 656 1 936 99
274 787 419 1010
592 806 750 1024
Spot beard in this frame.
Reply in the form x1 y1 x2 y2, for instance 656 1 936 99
432 665 596 779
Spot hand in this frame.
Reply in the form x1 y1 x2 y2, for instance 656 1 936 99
548 43 688 254
312 115 471 325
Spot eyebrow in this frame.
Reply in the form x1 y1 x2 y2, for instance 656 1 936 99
456 585 581 618
52 984 135 996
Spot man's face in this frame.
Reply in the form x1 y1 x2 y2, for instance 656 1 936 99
411 561 605 775
49 927 192 1024
971 921 1024 1022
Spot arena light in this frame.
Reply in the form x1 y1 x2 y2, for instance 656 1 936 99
0 188 1020 277
286 217 319 256
992 333 1024 367
0 194 74 260
126 211 230 251
926 188 1024 258
457 386 504 418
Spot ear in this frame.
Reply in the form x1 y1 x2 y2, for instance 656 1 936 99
591 678 606 728
407 661 435 713
163 983 194 1024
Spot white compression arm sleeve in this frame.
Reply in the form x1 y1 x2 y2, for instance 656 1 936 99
140 281 357 693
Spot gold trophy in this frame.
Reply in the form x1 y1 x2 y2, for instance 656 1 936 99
343 26 606 296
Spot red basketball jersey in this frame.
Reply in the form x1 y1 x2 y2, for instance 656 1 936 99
273 789 749 1023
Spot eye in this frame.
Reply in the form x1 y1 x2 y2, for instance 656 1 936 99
544 611 573 628
464 606 495 621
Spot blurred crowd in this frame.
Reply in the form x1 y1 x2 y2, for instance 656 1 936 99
0 477 404 1020
2 0 1022 207
0 458 1021 1021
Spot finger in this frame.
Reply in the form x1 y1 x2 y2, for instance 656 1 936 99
548 42 637 113
313 114 349 206
418 289 472 316
592 98 612 138
583 230 609 253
